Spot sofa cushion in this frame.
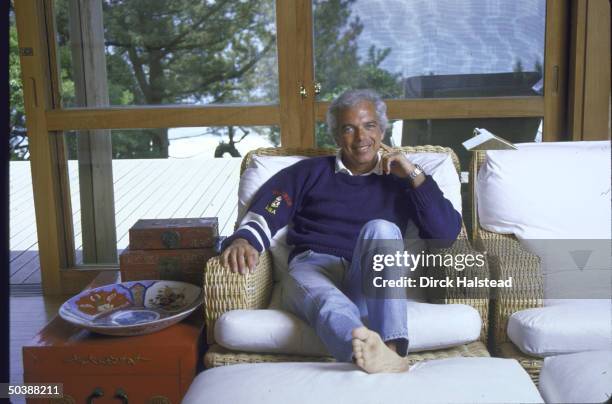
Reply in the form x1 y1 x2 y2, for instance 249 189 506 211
238 153 462 218
507 300 612 357
183 358 543 404
237 155 308 221
539 350 612 404
215 302 482 356
476 141 612 303
237 153 462 283
477 141 611 238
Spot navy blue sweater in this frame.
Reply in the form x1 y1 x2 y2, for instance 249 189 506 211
223 156 461 262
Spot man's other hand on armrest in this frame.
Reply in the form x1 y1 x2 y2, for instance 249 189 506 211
221 238 260 275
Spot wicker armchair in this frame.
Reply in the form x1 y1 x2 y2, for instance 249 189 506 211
203 146 490 368
470 151 544 384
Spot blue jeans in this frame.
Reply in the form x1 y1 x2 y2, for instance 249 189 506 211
280 219 410 362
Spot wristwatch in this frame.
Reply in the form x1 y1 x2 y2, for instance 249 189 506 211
408 164 424 180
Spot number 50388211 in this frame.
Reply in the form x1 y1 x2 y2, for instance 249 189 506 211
1 383 63 398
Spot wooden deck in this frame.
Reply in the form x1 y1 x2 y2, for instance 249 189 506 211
10 157 242 286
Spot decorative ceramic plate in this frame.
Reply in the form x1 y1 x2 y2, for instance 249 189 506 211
59 280 202 336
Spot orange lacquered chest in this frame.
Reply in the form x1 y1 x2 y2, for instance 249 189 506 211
22 275 205 404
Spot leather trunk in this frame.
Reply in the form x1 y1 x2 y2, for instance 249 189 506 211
119 248 216 286
128 218 218 250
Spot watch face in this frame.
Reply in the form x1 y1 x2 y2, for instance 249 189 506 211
410 164 423 178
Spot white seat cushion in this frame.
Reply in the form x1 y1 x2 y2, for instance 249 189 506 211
539 350 612 403
215 302 482 356
507 300 612 357
183 358 543 404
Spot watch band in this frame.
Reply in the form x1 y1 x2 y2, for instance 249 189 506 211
408 164 424 180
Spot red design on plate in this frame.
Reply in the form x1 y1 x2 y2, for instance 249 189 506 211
76 289 130 316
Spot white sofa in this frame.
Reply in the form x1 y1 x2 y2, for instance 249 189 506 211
184 145 576 403
472 140 612 400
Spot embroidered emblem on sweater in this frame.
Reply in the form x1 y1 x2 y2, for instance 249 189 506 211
265 195 283 215
265 190 293 215
275 190 293 206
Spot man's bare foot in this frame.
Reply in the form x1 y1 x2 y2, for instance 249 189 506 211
351 326 410 373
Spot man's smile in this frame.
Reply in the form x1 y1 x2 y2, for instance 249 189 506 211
353 144 373 152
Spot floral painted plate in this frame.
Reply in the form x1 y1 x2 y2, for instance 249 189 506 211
59 280 202 336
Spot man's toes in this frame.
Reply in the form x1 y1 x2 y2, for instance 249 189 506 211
352 326 370 340
355 357 365 368
352 342 364 359
352 339 363 354
363 330 384 348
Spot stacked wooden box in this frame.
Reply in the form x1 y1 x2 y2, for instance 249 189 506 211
120 218 218 286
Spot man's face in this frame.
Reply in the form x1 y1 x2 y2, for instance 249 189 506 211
335 101 383 174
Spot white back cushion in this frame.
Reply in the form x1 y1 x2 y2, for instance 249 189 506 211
477 141 611 238
238 152 462 220
237 152 462 281
237 155 309 221
476 141 611 303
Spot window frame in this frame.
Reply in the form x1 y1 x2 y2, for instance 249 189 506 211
15 0 569 294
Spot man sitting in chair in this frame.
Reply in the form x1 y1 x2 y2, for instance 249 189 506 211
221 89 461 373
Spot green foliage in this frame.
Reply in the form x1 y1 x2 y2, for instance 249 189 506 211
534 59 543 77
10 0 399 157
101 0 277 105
513 59 524 73
313 0 401 147
9 3 27 160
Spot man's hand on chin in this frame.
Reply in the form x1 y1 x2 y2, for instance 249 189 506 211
222 238 260 275
380 147 425 187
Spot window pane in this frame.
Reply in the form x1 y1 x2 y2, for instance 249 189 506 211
314 0 545 100
397 117 542 170
55 0 278 108
316 116 543 170
398 116 542 234
65 125 278 265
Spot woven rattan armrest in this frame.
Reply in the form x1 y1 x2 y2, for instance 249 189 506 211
204 341 490 369
203 250 274 343
428 225 489 343
474 228 543 351
498 342 543 385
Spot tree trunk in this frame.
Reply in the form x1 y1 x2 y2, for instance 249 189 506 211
150 128 169 158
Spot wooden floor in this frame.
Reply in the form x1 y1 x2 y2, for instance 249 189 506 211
10 157 242 286
9 293 69 404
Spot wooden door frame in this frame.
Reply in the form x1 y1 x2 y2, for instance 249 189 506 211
15 0 573 294
14 0 304 294
568 0 611 140
15 0 76 294
308 0 568 143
